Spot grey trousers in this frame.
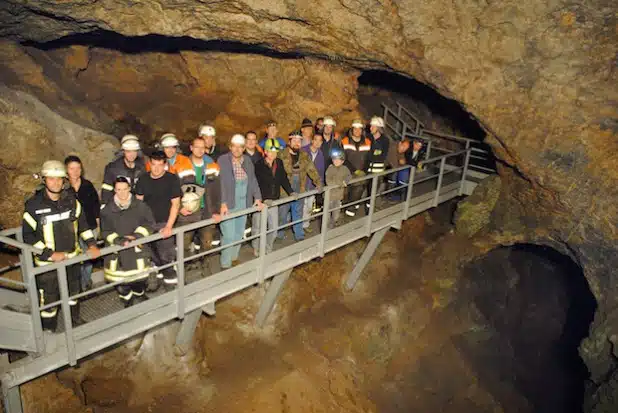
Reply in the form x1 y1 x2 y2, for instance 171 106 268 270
251 205 279 254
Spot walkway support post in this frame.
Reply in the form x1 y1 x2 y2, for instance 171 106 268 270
174 308 202 356
318 187 331 257
344 227 389 291
255 269 292 327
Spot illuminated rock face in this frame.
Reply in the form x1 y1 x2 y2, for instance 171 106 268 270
0 0 616 402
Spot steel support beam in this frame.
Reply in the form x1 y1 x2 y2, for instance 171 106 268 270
202 302 216 316
255 269 292 327
344 227 389 291
2 384 23 413
174 308 202 356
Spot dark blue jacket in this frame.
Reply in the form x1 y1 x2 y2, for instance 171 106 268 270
302 145 325 191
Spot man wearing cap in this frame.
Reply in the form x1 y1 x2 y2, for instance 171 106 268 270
341 119 371 216
101 134 146 206
300 118 314 147
218 134 263 269
320 116 342 168
198 124 228 161
253 138 295 255
278 131 322 241
259 120 286 150
23 160 101 331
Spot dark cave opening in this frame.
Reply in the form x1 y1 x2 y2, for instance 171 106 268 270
358 70 487 141
458 244 597 413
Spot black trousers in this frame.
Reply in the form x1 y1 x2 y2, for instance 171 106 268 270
116 280 147 302
345 183 365 215
37 264 81 331
150 222 177 283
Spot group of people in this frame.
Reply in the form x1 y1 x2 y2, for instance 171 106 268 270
22 115 427 331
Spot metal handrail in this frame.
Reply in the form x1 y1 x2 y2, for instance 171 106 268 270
0 148 482 369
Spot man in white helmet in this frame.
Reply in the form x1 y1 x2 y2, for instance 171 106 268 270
22 160 101 331
198 124 228 161
366 116 391 211
320 116 342 168
101 134 146 206
218 134 263 269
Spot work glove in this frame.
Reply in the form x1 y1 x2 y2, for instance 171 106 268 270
354 170 366 177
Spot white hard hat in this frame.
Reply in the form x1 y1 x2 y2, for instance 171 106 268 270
230 134 246 146
181 192 202 214
351 119 364 129
121 134 140 151
198 124 216 137
160 133 179 147
370 116 385 128
41 160 66 178
323 116 336 126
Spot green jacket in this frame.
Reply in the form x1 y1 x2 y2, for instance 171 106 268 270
278 148 322 194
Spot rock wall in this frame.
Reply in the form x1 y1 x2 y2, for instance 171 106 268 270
0 0 616 404
0 85 117 228
0 39 362 145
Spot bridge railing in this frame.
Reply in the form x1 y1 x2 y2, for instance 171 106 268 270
381 102 496 178
0 148 473 368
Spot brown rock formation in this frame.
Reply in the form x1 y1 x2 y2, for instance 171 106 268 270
0 85 117 227
0 0 616 406
0 39 362 145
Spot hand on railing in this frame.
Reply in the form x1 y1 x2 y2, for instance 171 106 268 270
86 246 102 259
290 192 299 200
220 204 229 216
50 252 68 262
254 200 265 211
160 226 173 239
212 213 222 223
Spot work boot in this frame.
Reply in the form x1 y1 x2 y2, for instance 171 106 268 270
123 296 135 308
42 316 58 333
71 305 87 327
146 273 160 292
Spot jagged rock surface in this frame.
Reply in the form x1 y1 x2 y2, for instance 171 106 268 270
0 85 117 227
0 0 617 406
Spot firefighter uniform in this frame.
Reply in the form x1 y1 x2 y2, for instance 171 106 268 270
101 157 146 205
100 197 155 306
22 188 96 330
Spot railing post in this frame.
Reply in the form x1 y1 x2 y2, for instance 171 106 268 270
401 123 407 141
396 102 402 117
57 266 76 366
425 139 432 161
401 166 416 222
459 148 472 196
433 157 447 207
256 206 268 285
318 187 331 257
23 251 45 354
366 175 379 236
176 232 185 319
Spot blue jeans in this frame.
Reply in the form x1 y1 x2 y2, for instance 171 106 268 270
220 178 248 268
278 175 304 240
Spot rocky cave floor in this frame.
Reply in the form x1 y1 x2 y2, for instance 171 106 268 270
11 200 592 413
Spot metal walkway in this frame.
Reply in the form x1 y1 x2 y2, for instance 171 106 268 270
0 102 495 412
